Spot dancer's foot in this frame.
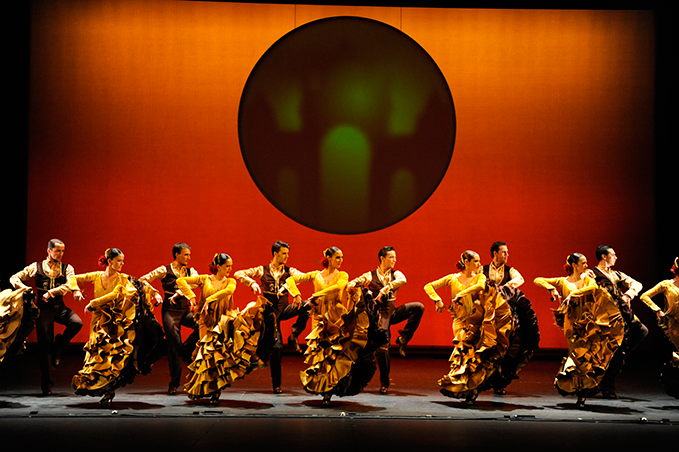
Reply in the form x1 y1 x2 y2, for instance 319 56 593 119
494 388 506 395
322 394 331 405
576 396 586 408
465 391 477 406
168 385 178 395
288 334 303 354
52 334 63 367
99 392 114 406
601 391 618 399
396 336 407 358
273 387 282 394
380 386 388 395
209 392 220 405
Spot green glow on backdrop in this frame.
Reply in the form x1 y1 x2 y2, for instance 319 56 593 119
321 125 371 230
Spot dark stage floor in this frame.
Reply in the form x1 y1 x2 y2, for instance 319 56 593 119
2 346 678 450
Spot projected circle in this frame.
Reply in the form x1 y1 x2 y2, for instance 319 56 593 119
239 16 455 234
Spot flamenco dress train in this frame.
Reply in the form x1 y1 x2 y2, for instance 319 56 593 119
0 287 38 367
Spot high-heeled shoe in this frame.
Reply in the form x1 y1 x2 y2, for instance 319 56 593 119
576 396 586 408
465 391 478 406
209 391 220 406
322 394 332 406
99 392 115 406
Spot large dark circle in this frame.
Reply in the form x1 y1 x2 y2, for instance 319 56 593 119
238 16 455 234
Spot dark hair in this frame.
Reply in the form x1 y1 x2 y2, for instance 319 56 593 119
378 246 396 263
48 238 64 249
272 241 290 256
490 241 506 258
595 245 612 262
321 247 341 268
172 242 191 259
456 250 477 271
208 253 231 275
98 248 123 267
563 252 585 275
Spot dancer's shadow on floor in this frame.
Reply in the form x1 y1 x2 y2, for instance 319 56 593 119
0 400 31 409
432 400 544 411
185 398 274 410
552 402 643 415
66 401 166 410
290 399 387 413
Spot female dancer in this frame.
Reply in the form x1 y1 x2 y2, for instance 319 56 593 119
285 247 371 405
176 253 264 405
534 253 624 408
425 250 513 405
68 248 164 405
0 287 37 367
640 257 679 398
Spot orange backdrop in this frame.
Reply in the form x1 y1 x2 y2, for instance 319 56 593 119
26 1 656 348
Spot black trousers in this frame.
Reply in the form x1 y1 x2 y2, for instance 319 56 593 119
162 304 199 388
35 298 83 389
257 301 310 389
375 302 424 388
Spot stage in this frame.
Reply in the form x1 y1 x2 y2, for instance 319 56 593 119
2 347 678 450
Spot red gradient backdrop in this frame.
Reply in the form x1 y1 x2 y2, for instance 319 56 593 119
26 1 655 349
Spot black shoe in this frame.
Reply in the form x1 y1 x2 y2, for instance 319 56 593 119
396 336 407 358
494 388 506 395
41 383 53 396
288 334 303 354
273 387 282 394
576 396 586 408
52 334 63 367
602 391 618 399
380 386 388 395
322 394 332 405
99 392 114 406
465 391 477 406
209 392 220 405
168 385 178 395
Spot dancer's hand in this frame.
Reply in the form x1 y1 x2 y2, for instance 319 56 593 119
435 300 444 313
250 282 262 295
153 292 163 306
550 289 562 303
73 290 85 302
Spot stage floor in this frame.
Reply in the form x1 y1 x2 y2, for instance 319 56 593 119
2 347 678 450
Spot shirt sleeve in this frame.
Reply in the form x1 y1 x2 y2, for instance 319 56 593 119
506 267 525 288
424 274 453 302
285 271 318 298
454 274 487 299
311 272 349 298
640 281 665 312
389 270 407 291
176 275 202 300
619 271 643 299
138 265 167 284
205 278 237 304
234 266 264 287
9 263 38 289
348 271 372 288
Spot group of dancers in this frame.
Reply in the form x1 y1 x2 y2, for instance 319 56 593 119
1 239 678 409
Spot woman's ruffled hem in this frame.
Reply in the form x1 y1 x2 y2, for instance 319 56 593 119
300 296 372 396
0 288 37 364
554 288 624 396
439 284 514 398
184 298 264 398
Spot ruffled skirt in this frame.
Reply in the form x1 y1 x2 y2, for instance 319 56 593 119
554 288 624 396
0 288 38 364
185 297 264 398
439 285 514 398
300 297 372 396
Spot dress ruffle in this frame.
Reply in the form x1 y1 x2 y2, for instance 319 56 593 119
659 312 679 398
487 286 540 390
553 287 624 396
185 297 264 398
300 288 372 396
72 282 138 396
0 288 37 364
439 283 514 398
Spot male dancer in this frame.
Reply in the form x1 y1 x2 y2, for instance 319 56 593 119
140 242 199 395
349 246 424 394
234 241 309 394
10 238 84 395
482 241 539 394
591 245 648 399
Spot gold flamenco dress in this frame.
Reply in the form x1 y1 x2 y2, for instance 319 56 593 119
286 271 371 397
176 275 264 399
69 272 159 396
0 287 38 365
640 280 679 398
425 273 513 400
534 276 624 397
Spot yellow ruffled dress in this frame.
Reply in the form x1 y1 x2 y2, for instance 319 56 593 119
176 275 264 398
286 270 370 395
534 276 624 396
426 274 513 397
